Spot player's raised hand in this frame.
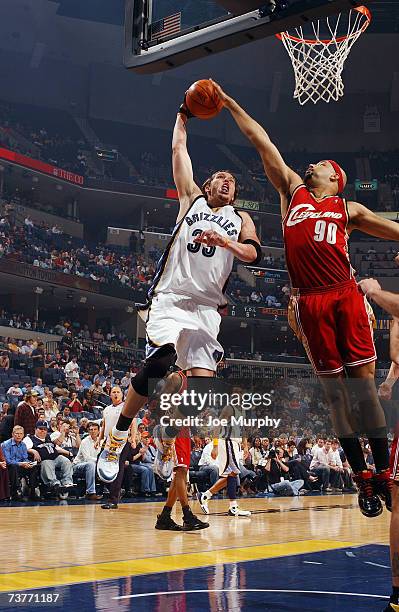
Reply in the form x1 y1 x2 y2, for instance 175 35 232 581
193 229 228 248
209 79 231 107
358 278 382 296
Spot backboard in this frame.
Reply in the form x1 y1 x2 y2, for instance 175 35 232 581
124 0 371 74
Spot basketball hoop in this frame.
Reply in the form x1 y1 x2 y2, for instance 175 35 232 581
276 6 371 105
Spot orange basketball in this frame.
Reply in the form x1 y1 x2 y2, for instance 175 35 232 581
185 79 224 120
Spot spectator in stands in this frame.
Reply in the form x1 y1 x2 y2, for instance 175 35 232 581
53 381 68 399
102 379 112 397
0 352 10 370
309 440 332 493
264 448 290 487
72 422 102 500
78 417 90 437
125 431 157 497
24 420 74 495
121 371 132 391
31 342 45 378
0 443 10 501
93 369 106 385
1 425 40 500
32 378 45 398
80 373 92 390
65 355 80 385
14 391 39 436
67 392 83 414
0 404 15 443
6 383 23 407
198 439 219 488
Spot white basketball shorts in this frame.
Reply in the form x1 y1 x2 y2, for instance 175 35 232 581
218 439 241 477
143 293 224 372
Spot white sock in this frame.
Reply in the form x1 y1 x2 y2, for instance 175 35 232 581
229 501 238 510
203 490 213 500
112 427 128 439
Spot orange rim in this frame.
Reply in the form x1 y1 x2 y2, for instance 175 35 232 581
275 5 371 45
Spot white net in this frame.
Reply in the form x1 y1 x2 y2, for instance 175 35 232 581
277 6 371 105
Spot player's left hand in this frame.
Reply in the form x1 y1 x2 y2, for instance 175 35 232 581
358 278 382 296
194 229 228 248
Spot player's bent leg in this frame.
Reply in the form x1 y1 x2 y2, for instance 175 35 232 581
348 361 391 511
97 344 177 483
320 373 383 517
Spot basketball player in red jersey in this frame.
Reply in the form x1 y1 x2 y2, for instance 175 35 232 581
358 278 399 612
210 79 399 518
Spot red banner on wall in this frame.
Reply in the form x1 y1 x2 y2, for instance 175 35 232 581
0 147 84 186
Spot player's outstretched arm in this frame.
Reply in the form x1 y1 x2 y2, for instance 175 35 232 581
210 80 301 198
172 113 202 223
348 201 399 241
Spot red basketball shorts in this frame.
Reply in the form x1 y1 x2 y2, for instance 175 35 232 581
390 438 399 482
174 428 191 469
288 279 376 375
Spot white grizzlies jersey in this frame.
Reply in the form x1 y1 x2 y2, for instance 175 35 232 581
148 195 242 308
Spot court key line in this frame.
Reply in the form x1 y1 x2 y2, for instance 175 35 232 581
0 540 356 592
114 588 390 601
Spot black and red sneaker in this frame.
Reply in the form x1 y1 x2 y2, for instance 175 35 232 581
353 469 383 518
373 468 393 512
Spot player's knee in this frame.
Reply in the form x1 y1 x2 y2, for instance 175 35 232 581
131 344 177 397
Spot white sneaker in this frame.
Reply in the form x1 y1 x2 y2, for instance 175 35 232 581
97 431 128 483
153 425 175 480
197 492 210 515
228 506 251 517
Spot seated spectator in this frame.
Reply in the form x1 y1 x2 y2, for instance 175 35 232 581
1 425 40 501
124 432 157 497
53 381 69 399
80 373 92 390
102 379 112 397
32 378 45 398
0 404 15 443
0 444 10 501
309 441 332 492
6 383 23 406
93 369 106 385
14 391 39 436
43 397 58 421
72 422 102 500
0 351 10 370
264 448 290 488
67 391 83 413
24 420 74 496
50 420 81 456
78 417 90 437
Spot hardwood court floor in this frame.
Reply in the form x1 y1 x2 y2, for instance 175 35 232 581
0 493 390 593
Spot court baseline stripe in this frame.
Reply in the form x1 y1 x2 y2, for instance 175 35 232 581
0 540 355 592
114 588 390 601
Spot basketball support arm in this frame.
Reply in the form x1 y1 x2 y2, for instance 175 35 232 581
215 88 300 194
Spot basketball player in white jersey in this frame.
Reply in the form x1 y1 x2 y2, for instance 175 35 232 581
198 392 251 517
97 94 262 530
358 278 399 612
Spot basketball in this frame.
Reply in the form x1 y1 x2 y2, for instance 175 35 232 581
185 79 224 120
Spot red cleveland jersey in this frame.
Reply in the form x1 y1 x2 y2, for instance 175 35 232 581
282 184 354 288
